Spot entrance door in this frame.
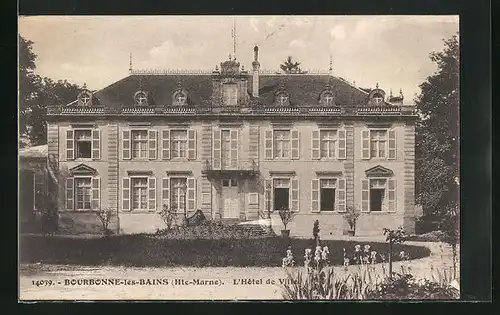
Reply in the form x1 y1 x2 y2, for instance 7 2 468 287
222 179 239 218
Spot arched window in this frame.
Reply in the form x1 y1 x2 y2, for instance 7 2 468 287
372 93 384 104
276 92 289 106
320 92 335 106
134 91 148 106
173 91 188 106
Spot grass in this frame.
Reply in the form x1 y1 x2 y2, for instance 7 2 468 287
20 234 431 267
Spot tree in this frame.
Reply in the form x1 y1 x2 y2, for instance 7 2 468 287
383 227 407 279
439 201 460 279
19 35 39 146
415 34 459 222
280 56 303 74
18 35 82 146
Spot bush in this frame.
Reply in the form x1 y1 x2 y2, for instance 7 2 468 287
365 273 459 300
406 231 444 242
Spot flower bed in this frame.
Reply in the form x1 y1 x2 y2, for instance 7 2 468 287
20 234 431 268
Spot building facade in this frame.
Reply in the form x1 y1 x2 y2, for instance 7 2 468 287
46 46 420 236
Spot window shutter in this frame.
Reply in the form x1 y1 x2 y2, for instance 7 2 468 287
162 177 170 210
122 130 131 160
187 177 196 213
148 130 157 160
213 129 221 169
65 178 74 210
312 130 320 160
311 179 320 212
122 177 130 211
337 178 346 212
66 130 74 161
188 129 197 160
264 179 272 212
91 129 101 160
361 129 370 160
291 130 300 160
387 178 396 212
91 177 101 210
388 130 396 160
148 177 157 212
361 179 370 212
162 129 170 160
291 178 299 211
264 129 273 160
338 129 346 159
230 129 238 168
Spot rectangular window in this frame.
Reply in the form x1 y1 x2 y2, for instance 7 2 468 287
131 177 148 210
320 179 336 211
370 130 387 158
75 130 92 159
75 177 92 210
132 130 148 159
223 84 238 106
273 130 291 159
170 130 187 159
370 179 386 212
273 178 290 210
320 130 337 158
221 130 231 169
170 178 187 213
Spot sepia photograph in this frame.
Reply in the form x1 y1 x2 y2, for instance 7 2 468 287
18 15 460 300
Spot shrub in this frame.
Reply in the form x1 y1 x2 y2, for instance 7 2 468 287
343 206 360 232
95 208 114 236
278 207 296 231
312 220 320 247
365 273 459 300
158 205 176 230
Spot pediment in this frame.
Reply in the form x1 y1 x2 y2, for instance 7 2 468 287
69 163 97 176
365 165 393 177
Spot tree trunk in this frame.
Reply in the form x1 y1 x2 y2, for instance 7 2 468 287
452 243 457 279
388 241 393 279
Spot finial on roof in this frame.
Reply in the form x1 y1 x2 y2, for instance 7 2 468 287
329 54 333 71
400 88 404 99
376 82 379 89
229 53 232 61
129 53 133 74
390 89 393 97
241 65 245 71
232 17 237 60
83 82 87 89
215 65 219 71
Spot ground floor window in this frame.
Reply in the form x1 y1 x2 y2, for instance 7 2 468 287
75 177 92 210
132 177 148 210
370 179 386 212
320 179 336 211
171 177 187 213
273 178 290 210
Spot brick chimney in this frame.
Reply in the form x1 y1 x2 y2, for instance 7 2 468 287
252 46 260 97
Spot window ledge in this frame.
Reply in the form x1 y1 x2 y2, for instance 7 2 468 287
365 211 394 215
120 210 157 214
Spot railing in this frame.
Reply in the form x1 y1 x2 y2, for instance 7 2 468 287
202 159 259 173
356 107 402 115
47 105 416 117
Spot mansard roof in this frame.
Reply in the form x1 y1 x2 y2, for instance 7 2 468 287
83 73 393 109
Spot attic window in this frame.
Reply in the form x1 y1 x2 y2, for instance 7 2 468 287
321 92 335 106
276 92 289 106
78 91 92 106
134 91 148 106
173 91 187 106
372 93 384 104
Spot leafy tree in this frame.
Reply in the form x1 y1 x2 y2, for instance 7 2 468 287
415 34 459 222
19 35 82 146
280 56 303 74
439 201 460 279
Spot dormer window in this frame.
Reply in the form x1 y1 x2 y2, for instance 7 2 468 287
223 84 238 106
372 93 384 104
275 92 290 106
173 91 187 106
78 91 92 106
134 91 148 106
320 92 335 106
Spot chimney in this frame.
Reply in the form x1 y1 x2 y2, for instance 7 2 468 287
252 46 260 97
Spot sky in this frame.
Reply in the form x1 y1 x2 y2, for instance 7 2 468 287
18 15 459 104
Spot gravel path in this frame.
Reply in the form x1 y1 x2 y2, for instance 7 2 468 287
19 239 459 300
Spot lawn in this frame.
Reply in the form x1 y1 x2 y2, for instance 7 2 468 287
20 234 431 268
